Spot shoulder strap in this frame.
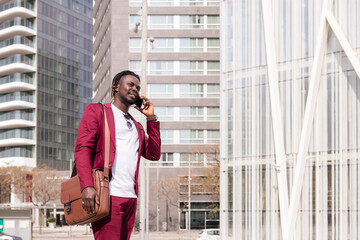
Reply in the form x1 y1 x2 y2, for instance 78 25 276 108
103 105 110 180
71 104 110 178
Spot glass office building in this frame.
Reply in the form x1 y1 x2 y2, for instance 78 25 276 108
220 0 360 239
0 0 92 170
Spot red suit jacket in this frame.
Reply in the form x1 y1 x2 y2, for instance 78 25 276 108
74 103 161 195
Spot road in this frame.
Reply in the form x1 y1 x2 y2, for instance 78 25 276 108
32 225 199 240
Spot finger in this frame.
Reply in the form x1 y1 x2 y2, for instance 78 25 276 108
83 201 90 213
134 106 143 113
89 198 95 213
95 193 100 206
140 95 148 101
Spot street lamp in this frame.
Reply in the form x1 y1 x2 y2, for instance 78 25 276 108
131 2 148 240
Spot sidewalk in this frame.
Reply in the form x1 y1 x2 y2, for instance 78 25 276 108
32 225 199 240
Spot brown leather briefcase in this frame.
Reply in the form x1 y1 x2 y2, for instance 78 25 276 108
60 105 110 225
60 168 109 225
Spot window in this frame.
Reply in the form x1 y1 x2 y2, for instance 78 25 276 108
180 15 204 29
150 38 174 52
148 84 174 98
207 15 220 29
180 130 204 143
130 15 142 30
149 61 174 75
207 130 219 143
180 84 204 98
148 15 174 29
180 107 204 120
130 38 174 52
149 0 174 6
179 38 204 52
129 61 141 74
0 146 34 158
130 0 174 6
207 107 220 120
129 38 141 52
156 107 174 120
207 38 220 52
160 130 174 143
179 153 206 165
207 61 220 74
161 153 174 161
180 61 204 75
207 84 220 97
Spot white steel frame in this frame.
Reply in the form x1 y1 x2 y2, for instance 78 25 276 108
221 0 360 239
261 0 360 239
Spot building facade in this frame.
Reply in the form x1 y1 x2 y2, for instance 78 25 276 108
0 0 92 171
220 0 360 239
93 0 220 230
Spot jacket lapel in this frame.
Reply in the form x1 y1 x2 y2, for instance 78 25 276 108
131 115 144 156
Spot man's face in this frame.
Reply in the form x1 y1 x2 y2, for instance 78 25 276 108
115 75 140 106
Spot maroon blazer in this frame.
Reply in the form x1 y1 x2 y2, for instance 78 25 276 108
74 103 161 195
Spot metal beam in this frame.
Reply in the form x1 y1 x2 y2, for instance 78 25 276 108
325 10 360 79
284 0 333 239
261 1 289 238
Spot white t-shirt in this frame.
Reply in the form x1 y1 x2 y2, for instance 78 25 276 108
109 104 139 198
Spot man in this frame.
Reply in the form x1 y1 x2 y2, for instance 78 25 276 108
74 70 161 239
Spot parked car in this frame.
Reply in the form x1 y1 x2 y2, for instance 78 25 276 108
0 232 22 240
197 229 220 240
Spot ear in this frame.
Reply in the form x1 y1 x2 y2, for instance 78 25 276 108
114 84 120 94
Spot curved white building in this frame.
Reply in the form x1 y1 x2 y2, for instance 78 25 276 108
0 0 36 167
220 0 360 239
0 0 93 174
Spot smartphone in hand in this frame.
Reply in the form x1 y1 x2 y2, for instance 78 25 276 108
135 97 144 109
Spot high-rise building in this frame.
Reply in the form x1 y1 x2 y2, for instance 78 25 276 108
220 0 360 239
93 0 220 230
0 0 93 171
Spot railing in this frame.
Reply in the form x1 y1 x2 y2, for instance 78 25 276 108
0 18 35 31
130 0 219 7
0 54 34 66
0 128 34 140
0 36 34 48
0 73 34 84
0 0 35 11
0 146 34 158
0 91 35 103
0 109 34 121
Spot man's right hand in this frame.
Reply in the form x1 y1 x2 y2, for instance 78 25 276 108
81 187 99 214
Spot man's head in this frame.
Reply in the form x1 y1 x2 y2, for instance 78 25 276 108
111 70 141 106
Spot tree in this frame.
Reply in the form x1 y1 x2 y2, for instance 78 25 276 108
0 166 62 234
158 178 185 233
190 146 220 213
196 155 220 213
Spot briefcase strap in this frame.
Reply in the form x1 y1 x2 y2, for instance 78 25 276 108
103 105 110 180
71 104 110 179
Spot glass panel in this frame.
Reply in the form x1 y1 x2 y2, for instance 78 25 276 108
179 15 204 29
148 15 174 29
207 38 220 52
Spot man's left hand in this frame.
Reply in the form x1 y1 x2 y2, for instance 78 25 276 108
135 96 154 117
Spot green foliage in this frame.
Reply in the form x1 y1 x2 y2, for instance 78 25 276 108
47 217 56 223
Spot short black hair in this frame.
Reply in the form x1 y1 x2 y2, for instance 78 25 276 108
111 70 140 97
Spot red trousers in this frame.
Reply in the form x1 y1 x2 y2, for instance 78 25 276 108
92 196 137 240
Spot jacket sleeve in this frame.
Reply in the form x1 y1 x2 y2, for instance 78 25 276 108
74 104 100 191
141 120 161 161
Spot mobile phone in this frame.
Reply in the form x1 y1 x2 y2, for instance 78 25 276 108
135 97 144 109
